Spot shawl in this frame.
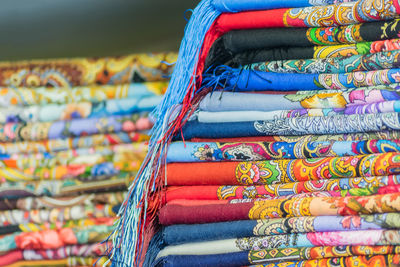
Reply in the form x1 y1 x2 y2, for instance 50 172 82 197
0 243 108 267
156 230 400 257
0 53 176 87
212 0 355 12
0 162 137 183
179 112 400 139
0 204 119 226
164 184 400 202
190 130 400 142
0 142 147 162
166 152 400 186
197 100 400 122
221 19 400 51
0 174 130 199
246 50 400 74
206 68 400 92
0 132 149 155
110 0 400 264
198 89 400 113
161 214 400 245
156 248 400 267
165 175 400 201
0 217 115 235
0 149 145 171
206 19 400 66
159 192 400 224
205 38 400 67
167 140 400 162
0 97 162 124
0 82 167 107
0 191 125 211
2 257 107 267
0 225 113 253
0 114 152 142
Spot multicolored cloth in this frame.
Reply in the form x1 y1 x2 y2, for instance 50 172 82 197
107 0 400 266
247 50 400 74
0 204 118 226
159 192 400 224
0 82 167 107
0 243 108 267
0 53 176 87
161 214 400 245
157 229 400 257
167 140 400 162
0 114 151 142
0 132 149 155
0 173 130 199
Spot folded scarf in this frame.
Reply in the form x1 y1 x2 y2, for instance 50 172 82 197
164 184 400 203
0 114 151 142
1 142 147 162
212 0 354 12
198 101 400 123
0 204 118 226
180 112 400 139
0 149 144 170
206 38 400 67
0 191 126 210
0 53 176 87
216 19 400 53
3 257 107 267
247 254 400 267
200 0 400 73
0 224 113 252
247 50 400 74
167 152 400 186
0 82 167 107
0 96 162 124
198 89 400 113
165 175 400 202
0 160 139 182
156 247 400 267
167 140 400 162
0 132 149 155
190 130 400 143
206 20 400 67
161 214 400 245
157 229 400 257
0 217 115 235
207 67 400 92
0 173 130 199
0 243 108 267
160 192 400 225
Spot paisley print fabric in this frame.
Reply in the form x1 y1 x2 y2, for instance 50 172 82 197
0 114 151 142
167 140 400 162
0 53 176 87
248 50 400 74
249 245 400 264
0 132 149 155
0 82 167 107
166 152 400 185
161 213 400 245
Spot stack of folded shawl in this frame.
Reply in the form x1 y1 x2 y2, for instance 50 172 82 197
108 0 400 266
0 52 176 267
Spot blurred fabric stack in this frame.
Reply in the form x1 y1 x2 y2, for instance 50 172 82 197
0 52 176 267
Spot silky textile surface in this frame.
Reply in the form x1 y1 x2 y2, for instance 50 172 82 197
0 53 176 87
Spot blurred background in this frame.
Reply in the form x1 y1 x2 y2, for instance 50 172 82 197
0 0 198 61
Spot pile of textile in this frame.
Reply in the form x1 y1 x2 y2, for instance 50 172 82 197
107 0 400 267
0 52 176 267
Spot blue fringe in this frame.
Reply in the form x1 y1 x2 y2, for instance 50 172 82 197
107 0 221 266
